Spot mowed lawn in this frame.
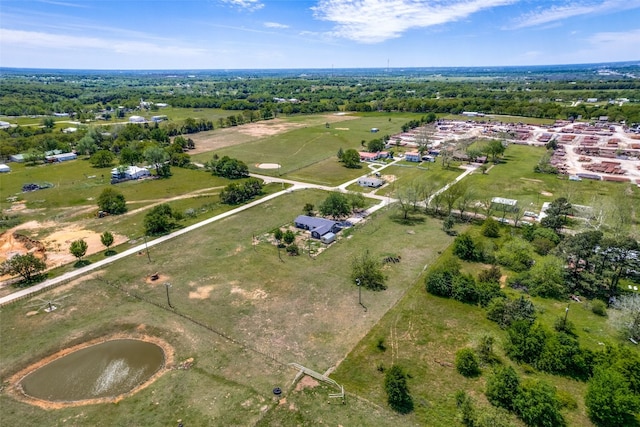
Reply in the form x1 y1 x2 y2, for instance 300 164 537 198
0 189 454 426
191 113 426 186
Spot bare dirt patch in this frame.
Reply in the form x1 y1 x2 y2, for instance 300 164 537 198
230 286 268 300
145 273 170 285
189 285 214 300
540 191 553 197
6 332 174 410
295 375 320 391
257 163 281 169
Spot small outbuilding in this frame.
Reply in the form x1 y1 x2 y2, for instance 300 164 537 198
111 165 150 181
320 232 336 244
0 164 10 173
46 152 77 162
357 177 384 188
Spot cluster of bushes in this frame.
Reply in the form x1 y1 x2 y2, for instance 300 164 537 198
205 155 249 179
425 259 504 306
486 366 567 427
504 320 595 380
144 203 183 235
273 228 299 256
219 178 263 204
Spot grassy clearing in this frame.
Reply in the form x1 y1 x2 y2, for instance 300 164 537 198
0 189 454 426
331 223 619 427
466 144 640 226
376 162 465 197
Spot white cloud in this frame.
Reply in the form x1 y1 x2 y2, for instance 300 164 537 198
312 0 516 43
510 0 640 29
221 0 264 11
37 0 90 8
0 28 206 56
588 28 640 49
264 22 289 29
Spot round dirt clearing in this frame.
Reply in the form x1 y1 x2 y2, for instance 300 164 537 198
257 163 281 169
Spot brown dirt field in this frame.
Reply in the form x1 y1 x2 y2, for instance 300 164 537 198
6 332 174 410
185 114 358 155
0 221 128 284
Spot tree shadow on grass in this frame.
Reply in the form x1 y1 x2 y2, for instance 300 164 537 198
389 214 426 226
74 260 91 268
104 250 117 257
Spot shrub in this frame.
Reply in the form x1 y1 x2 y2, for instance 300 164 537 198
478 265 502 284
586 367 640 426
456 348 481 377
285 244 300 256
486 365 520 411
452 274 480 304
376 337 386 352
591 299 607 316
477 335 499 365
483 217 500 238
97 187 127 215
455 390 476 426
496 238 534 272
384 365 414 414
453 233 481 261
514 380 565 427
477 281 505 307
487 296 536 328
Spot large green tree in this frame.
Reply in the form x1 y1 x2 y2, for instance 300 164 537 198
0 253 46 282
351 250 387 291
341 148 361 168
90 150 115 168
97 188 127 214
144 204 181 235
319 192 351 219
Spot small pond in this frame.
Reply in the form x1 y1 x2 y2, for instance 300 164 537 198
20 339 164 402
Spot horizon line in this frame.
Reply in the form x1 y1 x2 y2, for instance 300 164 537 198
1 60 640 73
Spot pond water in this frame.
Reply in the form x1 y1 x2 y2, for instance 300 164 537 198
20 339 164 402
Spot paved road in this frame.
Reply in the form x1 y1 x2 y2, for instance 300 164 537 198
0 159 468 306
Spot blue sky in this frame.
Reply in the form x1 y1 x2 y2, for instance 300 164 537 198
0 0 639 69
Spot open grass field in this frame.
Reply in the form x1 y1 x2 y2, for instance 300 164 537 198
0 189 455 426
465 144 640 230
1 111 638 426
190 113 425 186
331 227 624 427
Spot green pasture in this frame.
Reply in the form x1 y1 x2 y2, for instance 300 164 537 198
191 113 423 186
464 144 640 224
333 221 625 427
0 189 454 426
375 162 465 197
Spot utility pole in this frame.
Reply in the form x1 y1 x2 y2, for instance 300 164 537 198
356 278 367 312
143 234 151 263
165 283 173 308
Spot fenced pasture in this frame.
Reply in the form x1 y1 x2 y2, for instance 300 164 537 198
0 188 454 426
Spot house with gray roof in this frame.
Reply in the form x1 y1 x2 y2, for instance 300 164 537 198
294 215 340 239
